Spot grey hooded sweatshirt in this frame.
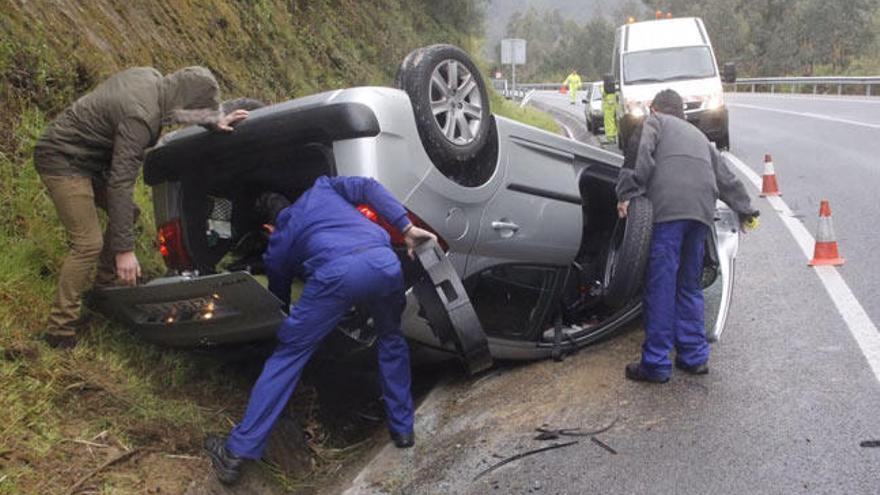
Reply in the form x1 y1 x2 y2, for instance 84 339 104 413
34 66 222 253
616 112 754 226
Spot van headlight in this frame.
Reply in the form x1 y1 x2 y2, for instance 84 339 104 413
704 93 724 110
625 101 649 118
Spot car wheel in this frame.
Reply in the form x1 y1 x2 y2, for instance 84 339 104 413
603 196 653 307
395 45 492 175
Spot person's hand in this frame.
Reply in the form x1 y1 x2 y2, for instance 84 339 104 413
115 251 141 286
216 109 249 132
739 210 760 233
617 200 630 219
403 224 438 260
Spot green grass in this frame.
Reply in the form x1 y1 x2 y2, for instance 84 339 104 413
0 2 557 492
489 90 561 134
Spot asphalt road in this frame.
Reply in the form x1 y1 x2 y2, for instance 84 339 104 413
342 92 880 494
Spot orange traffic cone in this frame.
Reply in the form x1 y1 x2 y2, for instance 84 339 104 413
808 200 845 266
760 154 780 197
560 86 568 94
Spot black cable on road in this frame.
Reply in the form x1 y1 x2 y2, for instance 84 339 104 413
472 441 579 481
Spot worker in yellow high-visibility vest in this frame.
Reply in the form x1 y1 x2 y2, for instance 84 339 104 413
601 85 619 144
562 69 582 105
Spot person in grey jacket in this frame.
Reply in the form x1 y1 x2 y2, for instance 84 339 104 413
34 66 249 349
616 89 758 383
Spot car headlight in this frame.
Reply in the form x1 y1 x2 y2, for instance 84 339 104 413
704 93 724 110
625 101 649 118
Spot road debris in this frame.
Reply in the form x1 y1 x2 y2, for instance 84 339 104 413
533 416 619 440
473 441 579 481
590 436 618 455
859 440 880 448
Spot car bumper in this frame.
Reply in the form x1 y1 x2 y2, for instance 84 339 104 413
620 107 728 143
93 272 285 347
685 106 729 142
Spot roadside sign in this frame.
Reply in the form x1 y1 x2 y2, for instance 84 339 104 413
500 38 526 65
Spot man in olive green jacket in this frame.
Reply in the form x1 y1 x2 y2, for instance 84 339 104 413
34 66 248 348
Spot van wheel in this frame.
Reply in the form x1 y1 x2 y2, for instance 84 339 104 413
603 196 653 307
395 45 492 175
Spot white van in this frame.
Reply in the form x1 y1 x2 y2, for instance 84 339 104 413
605 17 736 150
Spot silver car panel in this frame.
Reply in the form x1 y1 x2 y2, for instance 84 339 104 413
705 203 740 341
102 86 740 361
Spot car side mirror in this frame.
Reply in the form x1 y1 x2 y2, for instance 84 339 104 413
603 73 617 95
722 62 737 83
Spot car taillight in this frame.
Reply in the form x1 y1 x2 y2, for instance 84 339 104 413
356 205 448 251
157 219 192 270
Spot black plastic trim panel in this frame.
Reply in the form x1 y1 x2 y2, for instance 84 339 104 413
144 102 380 185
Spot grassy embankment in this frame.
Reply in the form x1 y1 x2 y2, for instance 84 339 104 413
0 1 558 493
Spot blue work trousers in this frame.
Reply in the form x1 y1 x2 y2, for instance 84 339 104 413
226 247 413 459
640 220 710 379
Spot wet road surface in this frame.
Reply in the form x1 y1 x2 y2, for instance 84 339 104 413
341 92 880 494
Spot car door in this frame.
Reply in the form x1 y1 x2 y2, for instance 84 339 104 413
703 202 740 341
468 119 584 275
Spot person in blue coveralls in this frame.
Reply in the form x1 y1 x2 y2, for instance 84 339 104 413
616 89 757 384
204 175 437 484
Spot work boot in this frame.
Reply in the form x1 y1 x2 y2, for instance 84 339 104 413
204 435 243 485
675 359 709 375
624 362 669 384
389 430 415 449
42 330 77 350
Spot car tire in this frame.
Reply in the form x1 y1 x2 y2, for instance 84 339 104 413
394 44 492 177
603 196 653 307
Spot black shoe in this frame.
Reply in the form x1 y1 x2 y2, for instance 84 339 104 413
42 331 77 350
390 430 415 449
625 362 669 383
675 359 709 375
204 435 243 484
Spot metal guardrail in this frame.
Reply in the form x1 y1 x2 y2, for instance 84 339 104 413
730 76 880 96
506 77 880 97
492 79 571 101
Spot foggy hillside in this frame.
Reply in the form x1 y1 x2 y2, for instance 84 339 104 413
483 0 645 60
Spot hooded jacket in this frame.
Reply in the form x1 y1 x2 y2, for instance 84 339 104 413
34 66 221 253
615 112 754 226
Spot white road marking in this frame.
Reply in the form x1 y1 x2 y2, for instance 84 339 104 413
728 103 880 130
559 121 574 139
727 93 880 104
520 89 536 108
725 152 880 382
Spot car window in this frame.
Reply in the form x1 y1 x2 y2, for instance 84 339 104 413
623 46 716 85
591 84 603 101
467 265 557 340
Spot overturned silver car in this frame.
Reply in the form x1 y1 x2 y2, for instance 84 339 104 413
95 45 741 374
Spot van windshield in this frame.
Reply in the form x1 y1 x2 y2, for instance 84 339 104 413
623 46 716 85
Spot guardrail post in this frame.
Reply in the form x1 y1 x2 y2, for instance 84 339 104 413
867 84 872 97
838 84 842 96
813 84 818 95
751 83 755 93
770 84 775 94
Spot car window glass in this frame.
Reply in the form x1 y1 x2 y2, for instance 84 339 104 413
623 46 715 84
467 265 557 340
